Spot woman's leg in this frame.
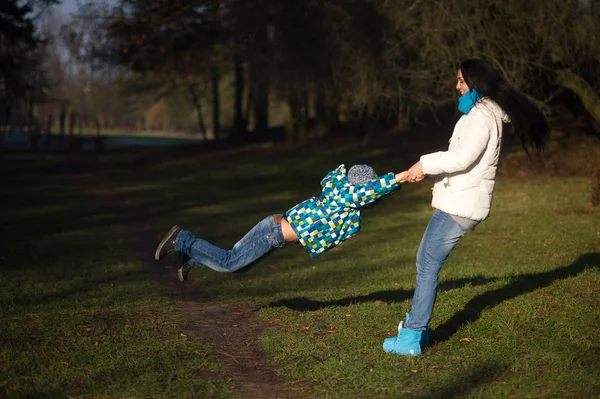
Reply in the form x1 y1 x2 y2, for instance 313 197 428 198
404 210 467 331
175 215 287 272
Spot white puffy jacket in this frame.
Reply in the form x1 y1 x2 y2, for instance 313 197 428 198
420 98 509 221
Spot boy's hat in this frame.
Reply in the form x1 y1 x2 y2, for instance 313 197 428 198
348 164 377 185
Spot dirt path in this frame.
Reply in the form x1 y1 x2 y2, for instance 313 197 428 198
66 166 312 398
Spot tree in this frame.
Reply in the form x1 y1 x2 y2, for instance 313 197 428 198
0 0 58 139
375 0 600 203
111 0 235 140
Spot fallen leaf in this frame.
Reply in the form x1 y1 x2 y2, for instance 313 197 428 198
179 333 187 337
459 337 474 343
411 370 419 373
345 314 352 318
327 328 338 334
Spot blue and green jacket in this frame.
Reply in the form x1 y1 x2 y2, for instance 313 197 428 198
285 164 399 258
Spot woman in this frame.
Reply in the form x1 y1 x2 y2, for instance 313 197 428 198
383 59 549 356
154 164 407 280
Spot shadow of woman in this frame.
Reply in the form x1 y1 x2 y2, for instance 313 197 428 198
262 275 498 311
432 252 600 343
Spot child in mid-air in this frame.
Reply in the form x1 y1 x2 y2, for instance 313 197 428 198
155 164 407 281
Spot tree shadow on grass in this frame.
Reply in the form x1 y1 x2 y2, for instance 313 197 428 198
262 275 498 311
2 269 147 308
432 252 599 344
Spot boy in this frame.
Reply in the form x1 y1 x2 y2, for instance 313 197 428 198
155 164 407 281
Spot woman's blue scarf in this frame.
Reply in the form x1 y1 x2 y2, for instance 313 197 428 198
458 89 483 114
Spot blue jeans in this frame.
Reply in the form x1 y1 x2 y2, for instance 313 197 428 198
405 210 467 331
174 215 286 272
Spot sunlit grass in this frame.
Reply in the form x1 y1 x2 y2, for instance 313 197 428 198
2 139 598 398
118 143 598 398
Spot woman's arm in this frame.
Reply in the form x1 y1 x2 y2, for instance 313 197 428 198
419 108 494 176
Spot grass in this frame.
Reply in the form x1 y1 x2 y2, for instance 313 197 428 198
1 136 599 398
0 154 234 398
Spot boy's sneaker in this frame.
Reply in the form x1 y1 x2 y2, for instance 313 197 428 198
155 225 181 260
178 261 192 282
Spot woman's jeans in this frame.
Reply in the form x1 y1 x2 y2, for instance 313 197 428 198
405 210 467 331
174 215 286 272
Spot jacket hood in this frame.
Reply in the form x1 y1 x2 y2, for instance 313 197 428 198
477 98 510 123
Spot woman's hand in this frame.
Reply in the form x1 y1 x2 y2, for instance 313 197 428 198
405 161 425 182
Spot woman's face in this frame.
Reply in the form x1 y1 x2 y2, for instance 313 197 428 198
456 70 470 96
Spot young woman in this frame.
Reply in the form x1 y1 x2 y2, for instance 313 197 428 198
154 164 408 281
383 59 550 356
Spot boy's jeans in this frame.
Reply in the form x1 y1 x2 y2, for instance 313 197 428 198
405 210 467 331
175 215 286 272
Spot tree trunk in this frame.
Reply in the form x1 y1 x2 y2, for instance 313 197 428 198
555 69 600 206
248 22 269 137
59 101 67 136
252 79 269 135
211 68 220 140
244 89 253 139
282 101 295 143
188 84 207 140
233 55 246 139
284 90 309 143
315 84 339 135
301 89 309 141
593 146 600 207
555 69 600 129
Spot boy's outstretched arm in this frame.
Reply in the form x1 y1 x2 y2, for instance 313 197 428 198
333 172 399 209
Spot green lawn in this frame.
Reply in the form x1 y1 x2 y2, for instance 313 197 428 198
0 153 234 398
1 139 598 398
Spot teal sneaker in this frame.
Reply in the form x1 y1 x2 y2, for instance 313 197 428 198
383 327 422 355
383 313 429 352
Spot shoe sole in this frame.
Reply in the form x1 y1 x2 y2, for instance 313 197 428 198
177 266 186 282
155 225 180 261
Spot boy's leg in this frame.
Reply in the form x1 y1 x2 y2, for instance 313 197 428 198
175 215 286 273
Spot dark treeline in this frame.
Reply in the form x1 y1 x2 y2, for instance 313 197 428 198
1 0 600 144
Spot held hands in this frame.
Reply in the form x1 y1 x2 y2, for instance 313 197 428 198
400 161 426 183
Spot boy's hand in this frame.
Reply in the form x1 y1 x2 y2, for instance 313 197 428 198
395 171 409 184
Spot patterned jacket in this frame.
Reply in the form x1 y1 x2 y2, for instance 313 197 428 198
285 164 399 258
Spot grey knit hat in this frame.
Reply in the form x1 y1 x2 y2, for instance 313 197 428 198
347 164 377 185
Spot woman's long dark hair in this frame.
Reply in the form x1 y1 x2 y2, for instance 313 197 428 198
460 59 549 153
